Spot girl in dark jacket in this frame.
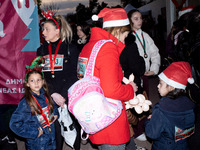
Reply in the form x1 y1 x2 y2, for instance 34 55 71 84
10 57 58 150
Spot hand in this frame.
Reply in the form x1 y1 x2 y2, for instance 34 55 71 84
129 81 138 92
51 93 66 108
54 115 58 120
37 127 43 137
144 71 154 76
147 115 152 119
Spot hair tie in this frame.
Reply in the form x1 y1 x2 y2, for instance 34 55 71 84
41 9 60 29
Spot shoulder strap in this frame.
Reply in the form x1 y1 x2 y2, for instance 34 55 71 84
84 40 112 77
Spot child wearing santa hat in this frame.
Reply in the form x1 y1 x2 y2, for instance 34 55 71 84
145 61 196 150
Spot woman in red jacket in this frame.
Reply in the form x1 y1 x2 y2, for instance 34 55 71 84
77 8 137 150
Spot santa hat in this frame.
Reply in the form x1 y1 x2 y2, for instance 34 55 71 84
92 8 129 28
158 62 194 90
178 6 194 18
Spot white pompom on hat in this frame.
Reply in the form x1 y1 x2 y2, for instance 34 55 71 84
91 8 129 28
178 6 194 18
158 61 194 90
92 15 99 21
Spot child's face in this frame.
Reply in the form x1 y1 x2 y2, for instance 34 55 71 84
27 73 44 95
131 12 143 31
42 22 59 42
157 79 174 97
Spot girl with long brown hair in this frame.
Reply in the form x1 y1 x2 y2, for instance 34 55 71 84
10 57 58 150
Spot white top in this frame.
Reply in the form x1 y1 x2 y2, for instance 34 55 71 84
133 29 160 75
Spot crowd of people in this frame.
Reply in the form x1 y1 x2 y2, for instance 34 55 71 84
6 4 200 150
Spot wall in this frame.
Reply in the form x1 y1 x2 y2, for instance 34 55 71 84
139 0 166 24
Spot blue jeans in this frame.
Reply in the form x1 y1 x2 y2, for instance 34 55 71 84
98 143 126 150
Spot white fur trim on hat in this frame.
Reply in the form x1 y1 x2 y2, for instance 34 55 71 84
103 18 130 28
178 6 194 18
158 72 186 90
92 15 99 21
188 78 194 84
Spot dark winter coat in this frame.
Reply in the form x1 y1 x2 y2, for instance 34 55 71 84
9 89 58 150
145 96 195 150
37 39 80 101
120 33 145 94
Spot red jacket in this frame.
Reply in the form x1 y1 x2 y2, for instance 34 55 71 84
79 27 135 145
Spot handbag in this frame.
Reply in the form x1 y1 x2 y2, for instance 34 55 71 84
58 104 77 148
68 40 123 135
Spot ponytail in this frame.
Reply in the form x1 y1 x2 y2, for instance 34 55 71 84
55 15 73 43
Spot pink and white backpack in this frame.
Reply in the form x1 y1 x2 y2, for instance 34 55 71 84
68 40 122 135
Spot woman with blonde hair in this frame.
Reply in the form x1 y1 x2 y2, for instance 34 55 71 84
37 12 80 150
77 8 137 150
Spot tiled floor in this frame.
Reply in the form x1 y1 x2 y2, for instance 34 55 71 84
16 77 160 150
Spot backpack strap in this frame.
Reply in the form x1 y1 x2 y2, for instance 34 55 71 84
84 40 112 77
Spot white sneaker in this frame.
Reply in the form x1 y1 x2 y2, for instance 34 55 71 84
135 133 147 141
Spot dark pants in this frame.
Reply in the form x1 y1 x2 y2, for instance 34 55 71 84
54 120 63 150
72 117 81 150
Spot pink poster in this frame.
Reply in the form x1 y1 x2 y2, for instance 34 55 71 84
0 0 40 104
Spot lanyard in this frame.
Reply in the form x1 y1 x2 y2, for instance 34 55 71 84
48 39 62 78
32 95 52 132
133 30 148 58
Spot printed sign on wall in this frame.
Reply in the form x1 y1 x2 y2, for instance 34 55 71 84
0 0 40 104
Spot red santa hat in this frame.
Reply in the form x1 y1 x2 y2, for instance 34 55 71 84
178 6 194 18
92 8 129 28
158 62 194 90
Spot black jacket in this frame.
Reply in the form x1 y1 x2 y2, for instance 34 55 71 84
145 96 195 150
37 39 80 101
120 33 145 94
